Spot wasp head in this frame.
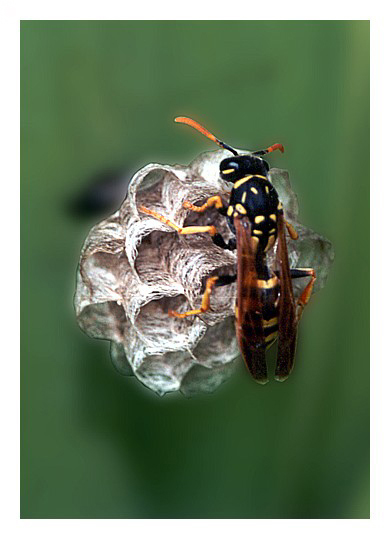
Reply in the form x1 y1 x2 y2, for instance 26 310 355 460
219 155 270 182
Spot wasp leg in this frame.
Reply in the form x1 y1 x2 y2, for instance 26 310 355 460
294 268 316 320
169 274 236 318
289 269 313 279
215 274 237 286
183 195 226 215
274 268 316 319
284 219 298 240
139 205 218 237
212 234 236 251
169 276 219 318
273 268 312 279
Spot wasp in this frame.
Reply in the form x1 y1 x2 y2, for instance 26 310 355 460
139 117 316 383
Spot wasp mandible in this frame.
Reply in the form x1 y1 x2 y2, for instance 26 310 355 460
139 117 316 383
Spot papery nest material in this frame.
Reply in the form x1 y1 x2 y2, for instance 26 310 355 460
74 150 334 396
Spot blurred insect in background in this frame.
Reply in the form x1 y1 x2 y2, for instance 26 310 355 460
140 117 316 383
67 167 129 219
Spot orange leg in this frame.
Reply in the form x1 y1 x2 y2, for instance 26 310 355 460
297 269 316 320
139 205 218 236
169 276 219 318
183 195 224 213
284 219 299 240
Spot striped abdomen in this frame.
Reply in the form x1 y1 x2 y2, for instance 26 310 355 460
235 274 280 351
257 276 280 350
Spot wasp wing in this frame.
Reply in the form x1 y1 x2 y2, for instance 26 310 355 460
234 216 268 384
275 211 298 381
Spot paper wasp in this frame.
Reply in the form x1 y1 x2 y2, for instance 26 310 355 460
139 117 316 383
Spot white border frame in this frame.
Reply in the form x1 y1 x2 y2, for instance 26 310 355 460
3 5 385 536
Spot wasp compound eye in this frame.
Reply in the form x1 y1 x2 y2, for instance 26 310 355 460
220 158 241 181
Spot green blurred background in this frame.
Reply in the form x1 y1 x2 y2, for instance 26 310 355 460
21 21 369 518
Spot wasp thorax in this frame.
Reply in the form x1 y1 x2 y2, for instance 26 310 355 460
220 155 270 182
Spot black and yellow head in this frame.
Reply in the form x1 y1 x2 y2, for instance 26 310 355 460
174 116 283 182
220 155 270 183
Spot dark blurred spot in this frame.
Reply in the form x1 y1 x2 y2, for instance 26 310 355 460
67 167 130 219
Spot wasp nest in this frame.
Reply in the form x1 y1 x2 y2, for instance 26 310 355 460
74 150 334 396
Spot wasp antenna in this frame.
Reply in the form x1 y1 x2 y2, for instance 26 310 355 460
174 117 218 143
267 143 284 154
174 116 238 156
253 143 285 156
